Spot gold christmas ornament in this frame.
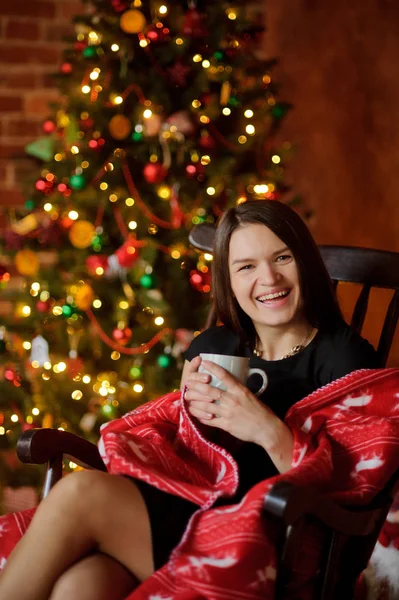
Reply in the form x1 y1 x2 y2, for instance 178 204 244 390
108 114 132 140
69 220 95 249
14 249 40 276
120 9 146 34
74 283 95 311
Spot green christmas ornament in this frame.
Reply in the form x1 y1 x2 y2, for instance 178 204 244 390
271 104 288 119
62 304 73 317
82 46 97 58
101 404 114 417
129 366 142 379
139 274 155 289
69 174 86 190
25 199 35 210
157 354 171 368
131 131 143 142
228 97 240 108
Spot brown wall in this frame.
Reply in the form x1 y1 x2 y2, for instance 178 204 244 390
0 0 397 363
264 0 399 365
0 0 83 225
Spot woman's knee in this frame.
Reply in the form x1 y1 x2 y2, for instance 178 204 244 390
43 470 112 517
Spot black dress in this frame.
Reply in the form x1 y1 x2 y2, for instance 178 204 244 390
137 324 379 569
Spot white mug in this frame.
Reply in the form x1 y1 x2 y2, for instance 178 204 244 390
198 353 268 397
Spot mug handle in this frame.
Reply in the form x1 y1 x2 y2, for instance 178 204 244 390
248 368 268 396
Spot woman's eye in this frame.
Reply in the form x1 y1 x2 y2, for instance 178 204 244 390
276 254 292 262
238 264 253 271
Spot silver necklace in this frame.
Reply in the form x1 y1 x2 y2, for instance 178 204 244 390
253 327 314 360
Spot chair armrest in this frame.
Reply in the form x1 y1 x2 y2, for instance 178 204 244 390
17 429 107 472
264 481 381 537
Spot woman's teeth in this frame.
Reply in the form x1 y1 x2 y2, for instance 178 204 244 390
257 290 289 302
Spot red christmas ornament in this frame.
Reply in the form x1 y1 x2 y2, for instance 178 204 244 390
74 41 87 52
61 62 73 74
66 357 85 378
189 269 211 293
36 299 51 313
112 327 132 346
0 264 10 284
115 238 140 268
199 133 216 149
146 24 169 43
143 162 168 184
181 9 208 38
42 120 56 134
86 254 109 276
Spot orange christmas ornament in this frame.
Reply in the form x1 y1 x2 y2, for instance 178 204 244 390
109 115 132 140
69 220 95 249
14 249 40 276
74 283 95 311
120 9 146 34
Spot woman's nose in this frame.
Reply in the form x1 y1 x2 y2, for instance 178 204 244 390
258 262 280 285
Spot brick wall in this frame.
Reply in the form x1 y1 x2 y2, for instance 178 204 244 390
0 0 84 229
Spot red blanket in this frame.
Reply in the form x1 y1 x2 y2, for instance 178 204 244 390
0 368 398 599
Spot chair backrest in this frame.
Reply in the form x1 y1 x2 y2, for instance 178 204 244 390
188 224 399 366
319 245 399 366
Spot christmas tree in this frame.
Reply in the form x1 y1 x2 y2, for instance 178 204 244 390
0 0 297 496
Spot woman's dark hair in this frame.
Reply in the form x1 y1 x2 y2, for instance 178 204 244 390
212 200 343 343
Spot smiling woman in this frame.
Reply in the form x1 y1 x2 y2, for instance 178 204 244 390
181 199 379 524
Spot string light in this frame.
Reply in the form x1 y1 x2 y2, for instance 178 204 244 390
159 5 167 14
82 375 91 384
125 197 135 206
93 299 102 308
133 383 144 393
128 221 138 230
154 316 164 325
68 210 79 220
193 54 202 63
23 341 31 350
206 187 216 196
238 135 247 144
111 44 119 52
44 203 52 211
202 60 210 68
246 124 255 135
82 85 91 94
222 108 231 115
175 38 183 45
143 109 153 119
272 155 281 164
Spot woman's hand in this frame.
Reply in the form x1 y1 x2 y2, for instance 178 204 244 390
185 360 276 447
180 356 211 390
184 359 294 473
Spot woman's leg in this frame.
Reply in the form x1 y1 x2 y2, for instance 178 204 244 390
50 552 137 600
0 470 154 600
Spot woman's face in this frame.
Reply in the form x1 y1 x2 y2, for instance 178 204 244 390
228 223 304 330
